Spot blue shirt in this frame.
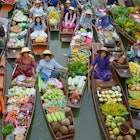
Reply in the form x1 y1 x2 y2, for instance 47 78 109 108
30 22 46 31
36 59 63 77
70 0 78 8
64 7 69 14
100 16 113 28
17 0 30 10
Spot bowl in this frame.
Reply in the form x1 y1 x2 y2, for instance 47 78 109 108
119 123 130 134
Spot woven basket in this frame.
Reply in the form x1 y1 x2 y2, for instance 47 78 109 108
11 25 22 33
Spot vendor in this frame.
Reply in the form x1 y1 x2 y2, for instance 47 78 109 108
30 15 47 40
78 9 93 32
128 38 140 63
0 93 6 115
16 0 31 10
88 47 112 82
106 0 119 5
99 11 114 31
13 47 37 78
124 0 134 8
35 50 68 81
63 0 71 15
62 6 77 29
30 0 46 19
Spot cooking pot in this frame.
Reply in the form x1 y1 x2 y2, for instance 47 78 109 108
104 35 115 45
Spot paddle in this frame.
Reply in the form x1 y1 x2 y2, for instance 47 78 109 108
88 58 91 98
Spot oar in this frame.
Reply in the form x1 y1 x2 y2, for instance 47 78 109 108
88 56 91 98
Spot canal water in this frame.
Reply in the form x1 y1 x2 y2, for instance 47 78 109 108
1 0 140 140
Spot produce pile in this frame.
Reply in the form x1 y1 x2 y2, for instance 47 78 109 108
39 77 75 138
110 6 140 40
7 38 25 48
96 85 137 139
48 9 60 25
2 74 36 139
126 62 140 109
35 36 46 43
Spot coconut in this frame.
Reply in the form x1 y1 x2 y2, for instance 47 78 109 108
129 129 136 135
67 116 73 124
117 135 123 140
51 122 61 133
56 131 63 137
60 119 70 126
124 135 132 140
15 134 24 140
64 107 71 116
59 126 69 135
68 125 75 134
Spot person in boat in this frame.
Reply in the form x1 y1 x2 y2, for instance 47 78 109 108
13 47 37 78
128 38 140 63
106 0 119 5
62 6 77 29
16 0 31 10
30 15 48 40
0 24 5 38
98 11 114 31
124 0 134 7
30 0 46 19
0 93 6 115
35 50 68 81
63 0 71 15
78 9 93 32
88 47 112 82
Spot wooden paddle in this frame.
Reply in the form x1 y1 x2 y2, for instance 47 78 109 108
88 54 91 98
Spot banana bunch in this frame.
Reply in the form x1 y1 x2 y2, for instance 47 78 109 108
49 10 60 22
127 7 137 13
35 36 46 43
70 48 79 57
129 62 140 75
72 52 87 64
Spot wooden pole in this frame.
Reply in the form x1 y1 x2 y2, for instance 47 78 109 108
88 57 90 98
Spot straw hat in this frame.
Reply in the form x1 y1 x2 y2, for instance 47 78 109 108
34 13 42 18
35 0 41 4
69 6 74 11
20 47 32 54
65 0 70 3
85 9 93 15
97 47 110 55
43 50 54 58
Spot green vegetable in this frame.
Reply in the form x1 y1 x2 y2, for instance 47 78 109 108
58 111 66 120
50 113 57 122
2 124 15 137
68 77 72 86
46 114 53 122
54 112 61 121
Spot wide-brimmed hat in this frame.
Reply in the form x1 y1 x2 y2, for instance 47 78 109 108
20 47 32 54
97 47 110 55
35 0 41 4
85 9 93 15
69 6 74 11
65 0 70 3
43 50 54 58
34 13 42 18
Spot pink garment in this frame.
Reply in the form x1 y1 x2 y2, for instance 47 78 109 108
62 21 76 29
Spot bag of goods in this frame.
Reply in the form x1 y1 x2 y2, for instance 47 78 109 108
5 134 15 140
35 36 46 43
13 127 26 135
15 134 25 140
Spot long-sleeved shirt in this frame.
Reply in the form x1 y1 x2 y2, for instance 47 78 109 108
106 0 118 5
30 7 46 17
64 12 76 27
30 22 46 31
80 15 93 29
129 46 140 59
70 0 78 8
17 0 30 10
36 59 63 77
100 16 114 28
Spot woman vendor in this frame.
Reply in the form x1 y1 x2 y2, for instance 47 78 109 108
30 0 46 18
35 50 68 81
78 9 93 32
0 93 6 115
13 47 37 78
16 0 31 10
128 38 140 63
62 6 76 29
88 47 112 82
63 0 71 15
98 11 114 31
30 15 47 40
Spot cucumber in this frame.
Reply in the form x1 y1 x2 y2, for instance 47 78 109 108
46 114 53 123
58 111 66 120
54 112 61 121
50 113 57 122
68 77 72 86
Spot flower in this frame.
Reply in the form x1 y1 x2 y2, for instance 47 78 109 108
70 93 80 101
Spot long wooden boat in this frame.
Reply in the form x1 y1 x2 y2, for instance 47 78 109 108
92 43 137 140
38 74 75 140
2 66 36 140
6 10 29 59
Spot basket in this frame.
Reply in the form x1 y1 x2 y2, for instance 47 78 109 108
11 25 22 33
119 123 130 134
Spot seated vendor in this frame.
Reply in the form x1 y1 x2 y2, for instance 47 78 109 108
62 6 76 29
35 50 68 81
0 93 6 115
88 47 112 82
16 0 31 10
78 9 93 32
128 38 140 63
13 47 37 78
63 0 71 15
98 11 114 31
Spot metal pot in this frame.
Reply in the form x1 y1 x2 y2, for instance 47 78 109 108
104 35 115 45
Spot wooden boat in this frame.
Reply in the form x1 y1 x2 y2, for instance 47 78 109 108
38 75 75 140
29 19 49 55
91 43 137 140
6 10 29 59
2 66 36 140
